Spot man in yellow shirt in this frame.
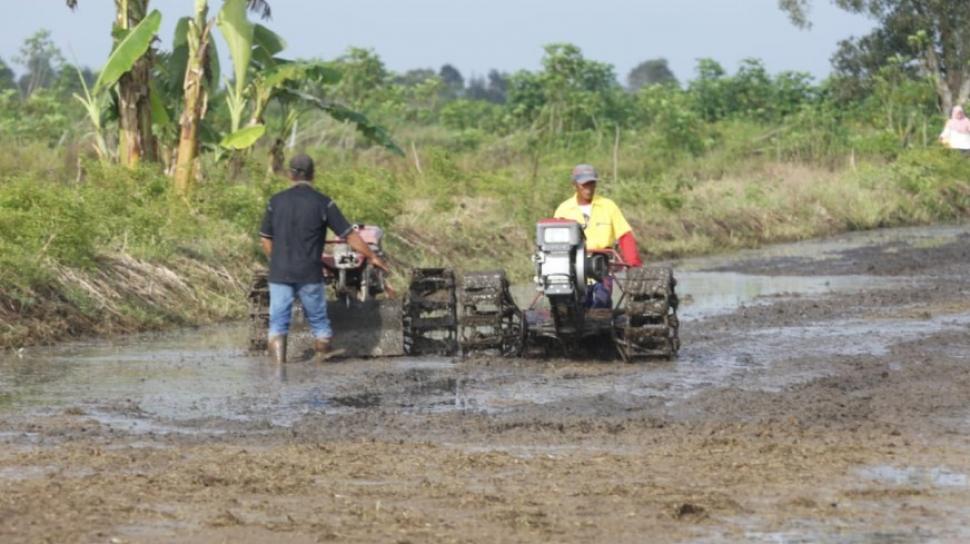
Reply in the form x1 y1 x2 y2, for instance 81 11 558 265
554 164 643 308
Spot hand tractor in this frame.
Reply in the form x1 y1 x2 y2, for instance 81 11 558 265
247 220 678 361
456 218 679 361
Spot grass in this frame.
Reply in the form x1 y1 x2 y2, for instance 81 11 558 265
1 124 969 349
0 152 261 348
364 126 970 269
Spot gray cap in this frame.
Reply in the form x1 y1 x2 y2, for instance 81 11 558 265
571 164 598 184
289 153 314 178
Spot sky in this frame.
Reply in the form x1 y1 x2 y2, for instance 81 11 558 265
0 0 876 84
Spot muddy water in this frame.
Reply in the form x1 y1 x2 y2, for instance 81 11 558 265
0 269 895 426
3 224 970 544
0 227 960 431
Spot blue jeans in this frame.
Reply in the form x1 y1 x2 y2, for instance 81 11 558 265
585 276 613 309
268 282 332 339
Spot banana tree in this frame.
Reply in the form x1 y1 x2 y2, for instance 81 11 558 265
219 0 255 135
72 68 111 161
150 12 219 174
173 0 216 194
278 86 405 157
67 0 160 167
247 63 342 172
173 0 402 194
173 0 271 193
215 2 403 157
115 0 158 165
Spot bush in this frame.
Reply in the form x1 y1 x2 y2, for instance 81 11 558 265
0 89 80 145
0 176 98 269
633 85 706 155
440 99 504 132
891 147 970 219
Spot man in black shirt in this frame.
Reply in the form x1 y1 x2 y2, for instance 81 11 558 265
259 154 389 363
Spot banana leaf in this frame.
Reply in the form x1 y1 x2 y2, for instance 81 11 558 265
217 0 254 97
283 89 404 156
305 63 342 85
252 24 286 68
206 33 221 91
220 124 266 149
260 62 307 90
170 17 190 93
94 9 162 95
172 16 221 93
256 60 340 89
149 79 172 128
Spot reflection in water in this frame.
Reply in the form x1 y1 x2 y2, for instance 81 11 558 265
858 465 969 488
4 311 967 432
675 272 902 320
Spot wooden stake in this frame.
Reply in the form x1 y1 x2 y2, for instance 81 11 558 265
410 141 423 176
612 125 620 184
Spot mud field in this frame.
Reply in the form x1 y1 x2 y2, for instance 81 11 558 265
3 225 970 543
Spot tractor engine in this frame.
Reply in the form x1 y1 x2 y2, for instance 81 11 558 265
533 219 608 304
532 219 610 337
330 225 384 270
324 225 387 303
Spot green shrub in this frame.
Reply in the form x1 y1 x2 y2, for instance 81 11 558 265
891 147 970 219
0 176 98 268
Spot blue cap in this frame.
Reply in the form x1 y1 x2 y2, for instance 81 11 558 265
571 164 598 184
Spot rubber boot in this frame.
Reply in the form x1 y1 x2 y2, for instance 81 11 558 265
268 335 287 364
312 338 346 363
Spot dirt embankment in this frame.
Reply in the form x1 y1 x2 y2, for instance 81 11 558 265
0 252 251 350
2 227 970 543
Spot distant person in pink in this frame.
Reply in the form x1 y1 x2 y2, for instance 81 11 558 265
939 105 970 153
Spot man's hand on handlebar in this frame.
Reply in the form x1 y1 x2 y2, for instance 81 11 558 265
345 231 391 275
369 254 390 274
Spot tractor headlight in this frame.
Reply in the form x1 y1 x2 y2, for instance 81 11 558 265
543 227 572 244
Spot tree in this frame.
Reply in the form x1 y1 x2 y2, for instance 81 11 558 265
176 0 280 189
627 58 678 91
633 84 706 155
829 25 920 101
0 58 16 91
331 48 389 109
114 0 158 165
687 58 729 121
14 30 65 97
67 0 159 166
51 64 95 97
507 43 623 134
164 0 273 191
686 58 815 121
466 69 508 103
439 63 464 99
728 58 775 119
68 0 270 168
173 0 216 193
395 68 436 87
780 0 970 112
176 1 401 192
72 9 161 163
440 98 503 131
